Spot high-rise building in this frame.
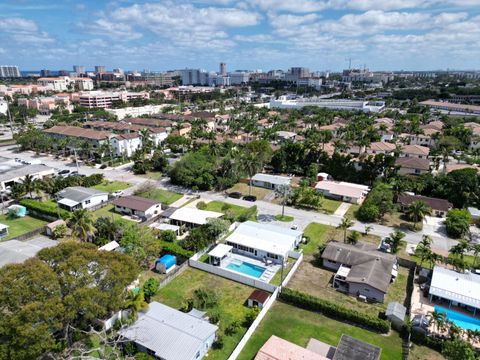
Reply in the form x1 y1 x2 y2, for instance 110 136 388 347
0 65 21 78
73 65 86 74
220 62 227 76
40 69 51 77
95 66 106 74
285 67 310 82
58 69 69 76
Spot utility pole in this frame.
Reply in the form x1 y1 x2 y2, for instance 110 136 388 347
73 148 80 172
6 102 14 137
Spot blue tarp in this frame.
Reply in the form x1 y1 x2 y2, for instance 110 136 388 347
156 254 176 270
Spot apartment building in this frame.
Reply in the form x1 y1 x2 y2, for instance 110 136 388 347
17 95 71 115
78 91 149 108
0 65 21 78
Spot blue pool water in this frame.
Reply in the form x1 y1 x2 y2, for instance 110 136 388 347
435 306 480 331
226 261 266 278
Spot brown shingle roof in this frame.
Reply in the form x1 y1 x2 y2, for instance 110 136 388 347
401 144 430 156
397 194 452 212
112 195 161 212
44 125 111 140
395 157 430 170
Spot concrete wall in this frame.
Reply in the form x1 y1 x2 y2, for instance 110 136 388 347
348 283 385 303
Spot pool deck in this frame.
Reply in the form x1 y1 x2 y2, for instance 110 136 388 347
221 253 280 283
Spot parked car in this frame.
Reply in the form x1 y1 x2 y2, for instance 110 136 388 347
112 190 124 197
291 224 298 230
58 169 70 177
228 191 242 199
242 195 257 202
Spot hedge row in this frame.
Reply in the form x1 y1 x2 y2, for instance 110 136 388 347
160 241 194 259
410 330 443 352
279 287 390 334
20 199 70 220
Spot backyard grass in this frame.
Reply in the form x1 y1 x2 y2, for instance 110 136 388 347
92 204 134 224
136 188 183 205
201 201 257 221
274 214 294 222
92 180 131 193
409 344 445 360
153 267 255 360
227 183 271 200
301 222 381 256
237 302 403 360
0 214 48 241
270 257 295 286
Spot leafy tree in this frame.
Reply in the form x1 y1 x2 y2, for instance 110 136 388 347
94 217 123 245
150 150 169 172
142 278 160 303
290 185 323 210
68 209 95 242
119 223 162 267
125 289 148 313
445 209 471 239
357 183 394 222
405 201 432 230
160 229 177 243
442 338 476 360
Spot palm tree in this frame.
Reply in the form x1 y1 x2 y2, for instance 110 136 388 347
68 209 95 242
405 201 432 230
416 235 433 267
21 174 40 198
239 151 262 196
337 216 354 243
449 240 469 271
124 289 148 314
139 128 153 154
364 225 373 236
387 230 406 254
346 230 360 245
429 309 446 333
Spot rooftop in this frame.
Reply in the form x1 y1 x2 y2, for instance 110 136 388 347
252 173 291 186
315 180 370 199
119 302 218 360
248 289 271 304
57 186 108 203
395 157 430 170
401 144 430 156
0 162 53 182
333 335 381 360
44 125 112 140
113 195 160 212
397 194 452 212
255 335 328 360
168 207 223 225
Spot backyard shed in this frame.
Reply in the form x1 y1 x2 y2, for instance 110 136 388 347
208 244 233 266
155 254 176 273
386 301 406 329
247 289 271 309
44 219 67 237
7 204 26 217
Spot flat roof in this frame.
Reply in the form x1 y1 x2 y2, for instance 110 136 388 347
58 198 79 207
333 335 381 360
0 236 57 268
169 207 223 225
430 266 480 309
255 335 328 360
150 223 180 232
252 173 291 185
208 243 233 258
315 180 370 199
226 221 301 257
0 162 54 182
113 195 160 212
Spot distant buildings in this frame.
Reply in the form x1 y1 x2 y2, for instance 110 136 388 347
420 100 480 115
270 96 385 113
0 65 21 78
78 90 149 108
220 62 227 76
342 68 393 85
94 65 106 74
73 65 86 75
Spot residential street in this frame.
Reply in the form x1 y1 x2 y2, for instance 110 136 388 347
0 147 459 252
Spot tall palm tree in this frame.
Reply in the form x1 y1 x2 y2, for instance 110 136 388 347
416 235 433 267
449 240 469 271
337 216 354 243
21 174 40 198
239 151 262 196
68 209 95 242
387 230 406 254
429 309 446 333
139 128 153 154
405 201 432 230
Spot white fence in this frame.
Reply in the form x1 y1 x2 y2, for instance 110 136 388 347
282 252 303 287
189 259 277 293
227 287 279 360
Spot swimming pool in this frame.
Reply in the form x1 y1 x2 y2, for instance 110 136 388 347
226 261 266 279
435 306 480 331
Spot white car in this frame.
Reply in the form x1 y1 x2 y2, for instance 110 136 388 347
112 190 124 197
406 244 417 256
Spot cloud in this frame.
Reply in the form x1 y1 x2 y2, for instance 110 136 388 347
78 19 143 41
0 17 54 44
0 17 38 33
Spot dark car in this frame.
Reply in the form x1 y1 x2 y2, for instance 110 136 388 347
242 195 257 202
228 191 242 199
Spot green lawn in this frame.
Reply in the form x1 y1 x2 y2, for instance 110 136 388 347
409 344 445 360
139 171 163 180
320 198 342 214
153 267 255 360
227 183 272 200
92 180 131 193
0 214 48 241
136 188 183 205
201 201 257 221
237 302 403 360
92 204 134 224
275 214 294 222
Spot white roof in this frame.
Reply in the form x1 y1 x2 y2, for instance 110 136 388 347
0 223 8 231
98 241 120 251
57 198 79 207
430 266 480 309
337 264 351 278
315 180 370 199
169 207 223 225
208 244 233 258
150 223 180 232
252 173 291 186
226 221 301 257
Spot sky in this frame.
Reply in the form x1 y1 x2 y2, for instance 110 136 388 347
0 0 479 72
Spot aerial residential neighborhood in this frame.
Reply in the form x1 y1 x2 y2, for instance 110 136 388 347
1 1 480 360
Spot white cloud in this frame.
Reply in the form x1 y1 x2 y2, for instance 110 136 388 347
78 19 143 41
0 17 54 44
0 17 38 33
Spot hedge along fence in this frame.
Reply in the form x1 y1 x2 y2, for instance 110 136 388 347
279 288 391 334
160 241 194 260
20 199 70 220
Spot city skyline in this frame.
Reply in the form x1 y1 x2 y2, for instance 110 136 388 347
0 0 480 71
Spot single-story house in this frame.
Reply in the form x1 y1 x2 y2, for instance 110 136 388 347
429 266 480 315
255 334 381 360
44 219 67 236
322 241 397 303
0 161 55 191
0 236 57 268
167 207 223 228
247 289 271 309
400 144 430 159
397 194 453 217
112 195 162 220
251 173 291 190
119 301 218 360
395 157 431 176
225 221 302 265
314 180 370 204
56 186 109 211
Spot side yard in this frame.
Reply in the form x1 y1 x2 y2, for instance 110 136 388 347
153 267 255 360
237 301 404 360
0 214 47 241
200 201 257 221
227 183 271 200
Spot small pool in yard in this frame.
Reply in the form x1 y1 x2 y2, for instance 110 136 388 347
226 261 266 279
435 306 480 331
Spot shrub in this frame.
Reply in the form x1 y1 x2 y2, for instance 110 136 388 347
160 230 176 243
445 209 471 238
142 278 160 302
160 241 194 259
196 201 207 210
20 199 70 220
207 307 221 324
243 306 260 327
193 288 218 309
225 320 241 336
212 335 224 349
279 288 390 333
52 224 68 239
